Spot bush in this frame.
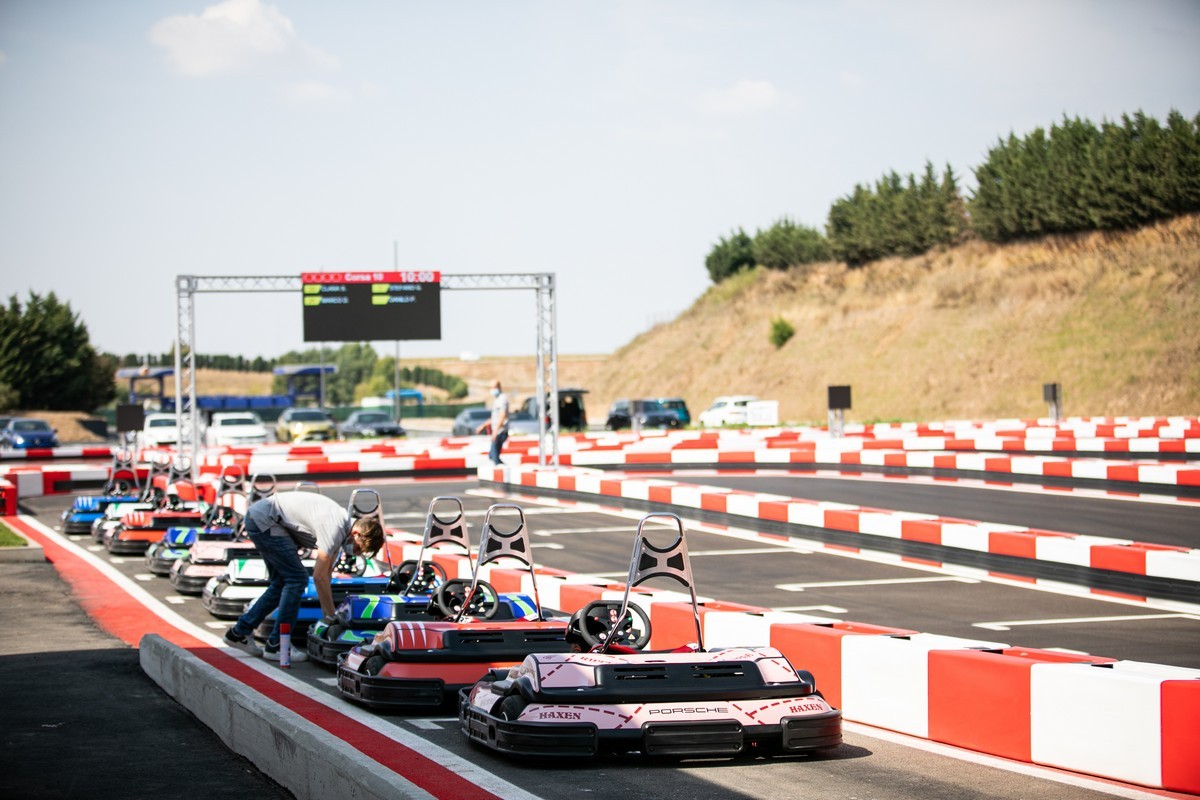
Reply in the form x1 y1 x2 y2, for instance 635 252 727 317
705 229 755 283
753 219 831 270
769 316 795 349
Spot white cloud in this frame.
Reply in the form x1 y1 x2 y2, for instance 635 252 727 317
149 0 338 77
696 80 785 115
839 71 865 89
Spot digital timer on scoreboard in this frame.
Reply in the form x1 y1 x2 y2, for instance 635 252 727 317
300 271 442 342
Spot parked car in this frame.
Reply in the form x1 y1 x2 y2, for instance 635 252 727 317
339 410 405 439
696 395 759 427
0 417 59 449
206 411 271 447
275 407 337 443
142 412 180 447
604 399 682 431
518 388 589 432
657 397 691 426
506 410 542 435
452 407 491 436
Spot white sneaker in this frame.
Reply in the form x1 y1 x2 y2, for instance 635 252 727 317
263 642 308 663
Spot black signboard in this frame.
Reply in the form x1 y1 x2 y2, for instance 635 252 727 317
301 271 441 342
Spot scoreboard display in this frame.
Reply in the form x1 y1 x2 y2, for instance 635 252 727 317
301 271 441 342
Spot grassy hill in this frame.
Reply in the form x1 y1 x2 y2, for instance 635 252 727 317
576 213 1200 424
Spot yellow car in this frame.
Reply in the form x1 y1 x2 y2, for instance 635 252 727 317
275 407 337 443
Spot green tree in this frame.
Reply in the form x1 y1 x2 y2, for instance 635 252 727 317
704 229 755 282
0 291 116 410
752 218 831 270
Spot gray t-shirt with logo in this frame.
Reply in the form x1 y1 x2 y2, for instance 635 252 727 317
247 491 351 556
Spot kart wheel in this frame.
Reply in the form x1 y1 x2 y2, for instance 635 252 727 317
434 579 499 620
498 694 527 721
326 623 345 640
362 654 386 676
571 601 651 650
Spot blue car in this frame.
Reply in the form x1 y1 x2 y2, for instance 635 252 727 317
1 417 60 449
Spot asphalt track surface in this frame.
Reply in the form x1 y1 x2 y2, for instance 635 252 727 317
6 474 1199 800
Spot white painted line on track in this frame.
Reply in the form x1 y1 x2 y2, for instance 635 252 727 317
777 576 979 592
134 573 154 581
531 542 564 550
692 546 812 557
407 719 444 731
975 612 1200 631
844 721 1174 800
315 677 338 687
774 605 849 614
531 526 635 536
164 596 186 604
205 621 229 629
87 545 102 551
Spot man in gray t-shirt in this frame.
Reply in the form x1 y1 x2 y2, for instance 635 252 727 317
224 490 384 662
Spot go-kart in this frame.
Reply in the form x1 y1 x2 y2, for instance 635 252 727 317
336 502 570 710
458 513 843 758
144 473 272 576
88 454 179 543
308 496 539 667
61 447 141 534
101 461 245 555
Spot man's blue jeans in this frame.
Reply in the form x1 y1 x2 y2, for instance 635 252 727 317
489 429 508 464
229 520 309 648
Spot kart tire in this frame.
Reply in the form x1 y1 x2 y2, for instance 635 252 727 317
326 623 345 640
362 654 386 676
498 694 527 721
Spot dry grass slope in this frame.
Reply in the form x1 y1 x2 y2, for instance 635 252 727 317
581 214 1200 423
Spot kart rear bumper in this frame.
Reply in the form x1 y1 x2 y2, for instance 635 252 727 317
337 663 451 708
459 691 842 758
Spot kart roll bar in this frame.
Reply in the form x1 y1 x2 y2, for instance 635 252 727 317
612 513 703 652
457 503 544 622
405 496 475 596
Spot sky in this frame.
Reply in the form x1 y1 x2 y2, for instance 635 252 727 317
1 0 1198 363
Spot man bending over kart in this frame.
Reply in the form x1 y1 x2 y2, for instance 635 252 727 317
224 491 385 663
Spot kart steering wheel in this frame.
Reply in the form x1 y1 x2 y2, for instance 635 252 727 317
569 600 652 650
433 578 499 620
333 551 368 576
386 559 448 594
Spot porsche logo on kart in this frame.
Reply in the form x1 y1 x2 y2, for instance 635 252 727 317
647 706 728 715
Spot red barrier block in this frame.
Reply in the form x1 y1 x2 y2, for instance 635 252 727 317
929 648 1114 761
1162 679 1200 793
770 622 918 710
1091 542 1187 575
0 478 15 515
558 582 625 614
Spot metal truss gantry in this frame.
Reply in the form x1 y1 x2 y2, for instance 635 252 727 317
174 273 560 474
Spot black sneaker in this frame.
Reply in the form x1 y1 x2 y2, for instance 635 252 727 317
224 628 262 656
263 641 308 663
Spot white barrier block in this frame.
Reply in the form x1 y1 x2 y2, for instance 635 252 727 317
787 503 826 528
841 633 1007 737
1139 465 1179 486
1029 661 1200 786
1145 549 1200 582
621 480 651 501
724 493 762 518
858 512 904 538
934 522 984 552
670 485 704 510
